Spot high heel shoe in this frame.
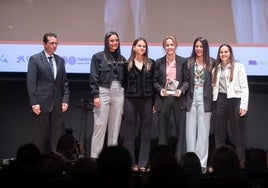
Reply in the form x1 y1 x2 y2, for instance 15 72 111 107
131 165 139 171
139 167 150 173
139 167 146 172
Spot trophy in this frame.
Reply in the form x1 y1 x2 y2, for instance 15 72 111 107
164 79 179 95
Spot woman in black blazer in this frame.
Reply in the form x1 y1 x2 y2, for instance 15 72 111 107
153 35 189 161
185 37 214 171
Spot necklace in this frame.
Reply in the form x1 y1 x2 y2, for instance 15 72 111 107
194 62 204 79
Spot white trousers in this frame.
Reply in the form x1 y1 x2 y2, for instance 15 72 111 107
186 87 211 168
90 81 124 158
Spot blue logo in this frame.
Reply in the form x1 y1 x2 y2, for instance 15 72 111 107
69 56 76 65
0 54 8 64
17 55 25 63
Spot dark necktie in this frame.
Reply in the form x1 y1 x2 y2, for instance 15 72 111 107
48 56 54 77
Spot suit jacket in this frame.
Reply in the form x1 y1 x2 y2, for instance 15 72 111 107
212 62 249 110
27 51 70 113
153 55 189 111
185 57 214 112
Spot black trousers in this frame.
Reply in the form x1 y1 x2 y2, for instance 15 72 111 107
33 106 63 154
123 97 153 167
157 96 186 161
213 93 246 161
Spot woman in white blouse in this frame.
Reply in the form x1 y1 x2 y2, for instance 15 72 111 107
212 43 249 168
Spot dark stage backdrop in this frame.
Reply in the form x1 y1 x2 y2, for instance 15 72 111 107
0 78 268 159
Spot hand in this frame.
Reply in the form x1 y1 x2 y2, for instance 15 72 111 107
173 89 182 97
94 97 101 108
239 109 247 117
32 104 41 115
160 89 168 96
62 103 69 112
152 106 156 113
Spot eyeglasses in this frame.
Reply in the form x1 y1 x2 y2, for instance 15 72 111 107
47 42 59 46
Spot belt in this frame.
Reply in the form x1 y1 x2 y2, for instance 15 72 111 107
194 84 203 88
99 83 110 88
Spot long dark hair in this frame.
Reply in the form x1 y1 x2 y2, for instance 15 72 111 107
188 37 212 72
212 44 235 85
104 31 122 61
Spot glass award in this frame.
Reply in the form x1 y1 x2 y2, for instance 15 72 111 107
164 79 179 95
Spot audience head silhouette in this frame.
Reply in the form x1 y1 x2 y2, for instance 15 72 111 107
69 157 98 185
97 145 132 187
148 145 185 187
179 151 202 174
70 158 98 178
97 145 131 175
245 148 267 169
16 143 41 167
211 145 241 176
56 133 76 161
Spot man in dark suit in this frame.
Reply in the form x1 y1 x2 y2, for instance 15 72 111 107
26 32 70 154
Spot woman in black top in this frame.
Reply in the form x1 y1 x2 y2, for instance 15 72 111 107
90 31 126 159
123 37 155 171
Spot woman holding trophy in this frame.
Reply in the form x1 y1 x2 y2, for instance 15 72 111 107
153 35 190 161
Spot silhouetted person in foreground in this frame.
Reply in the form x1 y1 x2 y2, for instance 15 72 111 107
242 148 268 188
197 145 248 188
245 148 267 170
179 151 202 173
0 143 43 186
211 145 241 176
50 133 77 172
16 143 41 168
97 145 132 188
68 157 98 185
146 145 187 188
